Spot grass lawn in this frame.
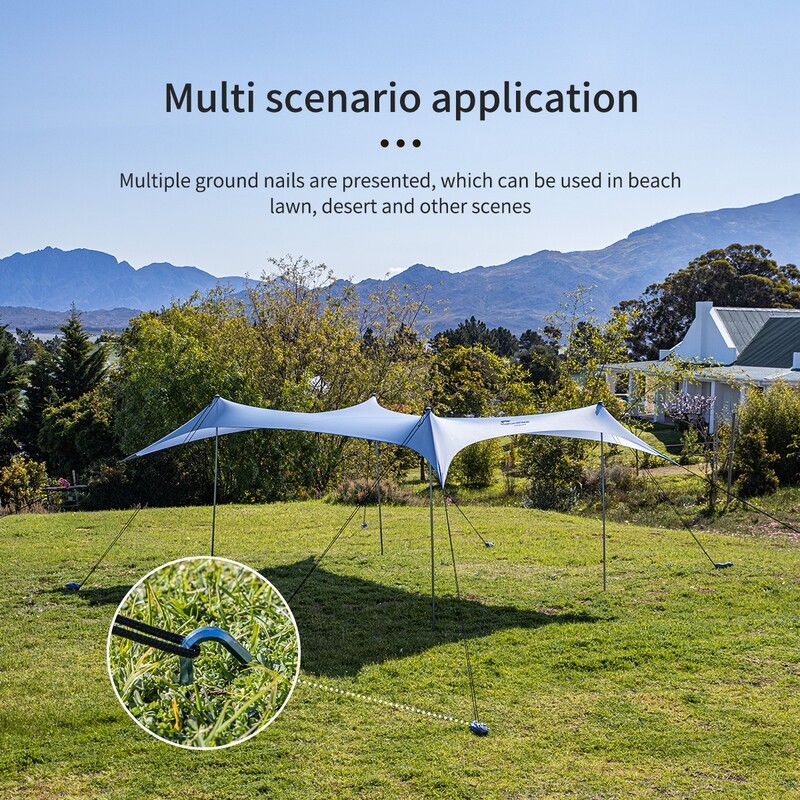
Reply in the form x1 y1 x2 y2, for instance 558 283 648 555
0 500 798 799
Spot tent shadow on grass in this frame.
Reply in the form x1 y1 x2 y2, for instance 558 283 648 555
263 559 604 678
52 561 604 678
54 584 132 606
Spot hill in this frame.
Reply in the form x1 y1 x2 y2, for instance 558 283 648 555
3 194 800 334
350 194 800 332
0 247 247 312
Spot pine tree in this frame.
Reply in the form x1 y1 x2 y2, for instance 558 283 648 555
15 347 56 460
0 325 23 463
0 326 21 417
53 309 107 402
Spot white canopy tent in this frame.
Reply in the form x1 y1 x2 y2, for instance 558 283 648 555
127 395 672 613
127 394 667 486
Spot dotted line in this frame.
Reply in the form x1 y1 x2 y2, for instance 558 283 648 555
299 678 470 726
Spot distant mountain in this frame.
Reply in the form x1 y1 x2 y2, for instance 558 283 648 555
0 306 138 335
0 247 247 311
347 194 800 333
3 194 800 334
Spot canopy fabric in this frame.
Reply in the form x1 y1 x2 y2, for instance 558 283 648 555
420 403 670 482
127 396 670 484
126 395 437 465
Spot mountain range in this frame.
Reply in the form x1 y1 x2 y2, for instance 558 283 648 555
2 193 800 334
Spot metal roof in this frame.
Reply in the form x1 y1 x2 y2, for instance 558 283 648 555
713 307 800 353
736 316 800 368
606 359 800 387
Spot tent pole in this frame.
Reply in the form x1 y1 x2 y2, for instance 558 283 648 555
211 428 219 557
375 440 383 555
429 461 436 629
601 433 606 592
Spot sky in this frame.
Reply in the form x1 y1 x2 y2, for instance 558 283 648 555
2 1 799 282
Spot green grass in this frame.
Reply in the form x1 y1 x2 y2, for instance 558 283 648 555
109 557 299 748
1 501 798 798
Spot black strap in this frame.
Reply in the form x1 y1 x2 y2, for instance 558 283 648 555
112 614 200 658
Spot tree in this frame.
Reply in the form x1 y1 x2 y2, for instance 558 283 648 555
534 286 631 412
53 309 107 402
14 344 57 461
37 385 120 477
0 325 23 464
429 342 533 489
433 317 519 358
431 344 532 418
115 290 272 502
519 287 632 510
244 257 430 492
733 381 800 491
115 257 432 503
13 329 38 364
516 328 561 385
617 244 800 360
0 326 21 417
19 311 113 477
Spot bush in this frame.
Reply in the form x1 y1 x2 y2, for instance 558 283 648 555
733 382 800 492
679 426 704 465
523 480 580 512
581 462 643 497
328 477 411 506
448 440 500 489
733 428 779 497
520 436 587 512
84 451 212 510
0 454 48 512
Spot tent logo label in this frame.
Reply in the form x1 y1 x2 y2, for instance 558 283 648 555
499 419 530 427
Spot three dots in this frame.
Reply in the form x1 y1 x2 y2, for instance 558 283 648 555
381 138 421 148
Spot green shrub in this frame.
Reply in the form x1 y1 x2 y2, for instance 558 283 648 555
524 480 580 511
734 427 780 497
520 436 586 512
448 440 500 489
84 451 212 510
679 426 704 465
0 454 47 512
734 382 800 490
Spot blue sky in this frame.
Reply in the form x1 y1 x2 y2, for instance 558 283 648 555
2 2 799 281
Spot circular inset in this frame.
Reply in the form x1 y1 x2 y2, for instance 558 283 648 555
107 556 300 749
396 138 405 148
380 138 389 147
412 139 421 148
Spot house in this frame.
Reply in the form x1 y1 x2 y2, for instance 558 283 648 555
606 301 800 431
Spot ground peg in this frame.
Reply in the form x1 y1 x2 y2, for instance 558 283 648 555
469 720 490 736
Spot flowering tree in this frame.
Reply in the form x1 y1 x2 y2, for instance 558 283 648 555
665 392 723 508
664 393 716 430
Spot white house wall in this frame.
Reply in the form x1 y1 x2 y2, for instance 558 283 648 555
659 301 738 364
